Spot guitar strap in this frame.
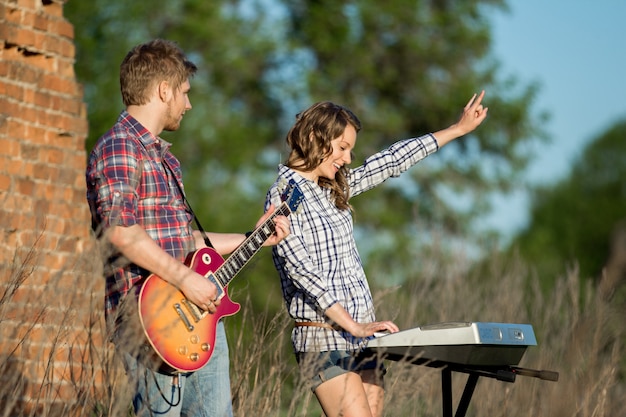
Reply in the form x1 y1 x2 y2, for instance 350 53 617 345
161 156 214 249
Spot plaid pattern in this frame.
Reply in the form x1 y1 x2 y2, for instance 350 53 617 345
86 111 195 318
266 134 439 353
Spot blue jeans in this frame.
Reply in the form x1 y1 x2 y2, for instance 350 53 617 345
122 321 233 417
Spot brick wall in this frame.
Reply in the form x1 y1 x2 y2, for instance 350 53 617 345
0 0 105 415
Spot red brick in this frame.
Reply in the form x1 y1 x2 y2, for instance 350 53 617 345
0 0 101 409
60 95 83 115
49 94 63 111
47 251 69 270
5 7 22 25
24 48 56 72
36 108 57 127
59 36 75 59
24 160 36 178
57 58 75 78
4 82 25 100
43 33 63 56
43 0 63 18
33 197 51 215
55 18 74 40
20 141 39 161
44 146 64 165
70 117 88 136
16 0 37 9
25 124 50 145
0 60 9 77
0 4 8 22
21 106 39 124
0 24 13 45
11 27 37 48
10 193 34 212
0 97 16 117
0 137 20 157
16 177 35 195
3 284 45 308
10 62 39 84
33 12 50 31
0 173 11 190
33 89 52 108
34 164 58 181
22 9 36 27
3 156 29 176
22 86 36 104
32 30 49 54
59 113 78 131
41 72 75 95
6 119 28 140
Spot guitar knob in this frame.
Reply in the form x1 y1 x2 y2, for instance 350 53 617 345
201 343 210 352
202 253 211 265
189 353 199 362
189 335 199 344
177 346 188 355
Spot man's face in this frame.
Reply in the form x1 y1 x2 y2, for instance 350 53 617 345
163 79 192 131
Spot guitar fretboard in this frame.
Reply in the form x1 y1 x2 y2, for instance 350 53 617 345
214 203 291 287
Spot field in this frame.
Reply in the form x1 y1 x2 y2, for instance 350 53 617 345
1 248 623 416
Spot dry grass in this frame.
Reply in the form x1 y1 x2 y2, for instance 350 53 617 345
0 245 623 416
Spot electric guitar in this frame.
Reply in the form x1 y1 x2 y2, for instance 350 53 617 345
138 179 303 372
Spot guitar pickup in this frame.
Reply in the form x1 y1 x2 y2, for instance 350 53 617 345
181 298 206 322
173 303 194 331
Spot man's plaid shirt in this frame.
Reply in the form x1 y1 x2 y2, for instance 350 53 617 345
86 111 195 319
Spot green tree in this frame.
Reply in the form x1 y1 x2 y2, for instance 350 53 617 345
274 0 547 282
66 0 547 324
66 1 550 413
66 0 289 313
509 119 626 289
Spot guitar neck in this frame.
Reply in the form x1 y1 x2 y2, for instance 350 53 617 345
214 203 290 287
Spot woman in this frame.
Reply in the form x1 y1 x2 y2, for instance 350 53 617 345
265 92 488 417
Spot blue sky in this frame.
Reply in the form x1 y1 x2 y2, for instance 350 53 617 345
481 1 626 240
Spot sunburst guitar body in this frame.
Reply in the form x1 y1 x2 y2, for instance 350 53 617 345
137 179 303 372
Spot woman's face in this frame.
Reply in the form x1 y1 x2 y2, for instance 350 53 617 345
312 124 357 180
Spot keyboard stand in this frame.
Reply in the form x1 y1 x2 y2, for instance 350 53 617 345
374 352 558 417
436 363 558 417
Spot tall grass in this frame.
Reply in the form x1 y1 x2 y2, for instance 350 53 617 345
0 244 623 416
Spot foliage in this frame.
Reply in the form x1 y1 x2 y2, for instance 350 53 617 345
67 0 546 234
65 0 548 342
509 119 626 289
65 0 288 315
277 0 548 254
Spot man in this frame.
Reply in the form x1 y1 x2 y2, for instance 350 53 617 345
86 39 289 417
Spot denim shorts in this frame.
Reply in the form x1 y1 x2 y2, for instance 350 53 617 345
296 350 386 392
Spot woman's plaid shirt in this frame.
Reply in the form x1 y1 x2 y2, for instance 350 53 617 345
265 134 439 353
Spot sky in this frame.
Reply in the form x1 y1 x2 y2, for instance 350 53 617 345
480 1 626 241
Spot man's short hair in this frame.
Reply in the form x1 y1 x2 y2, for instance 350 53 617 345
120 39 198 106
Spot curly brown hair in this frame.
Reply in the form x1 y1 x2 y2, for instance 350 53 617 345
285 101 361 210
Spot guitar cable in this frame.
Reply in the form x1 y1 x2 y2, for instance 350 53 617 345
143 368 182 412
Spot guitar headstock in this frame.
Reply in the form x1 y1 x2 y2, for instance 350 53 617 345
280 179 304 214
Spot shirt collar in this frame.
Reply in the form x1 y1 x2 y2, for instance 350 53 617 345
117 110 172 156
